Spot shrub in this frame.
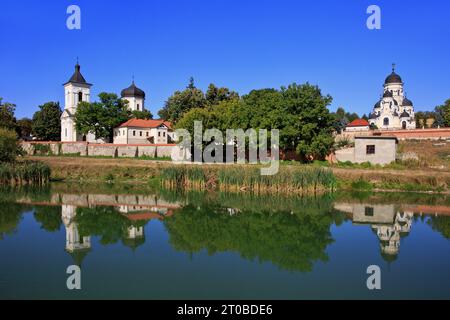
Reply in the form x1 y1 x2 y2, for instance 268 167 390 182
0 127 23 162
351 178 373 191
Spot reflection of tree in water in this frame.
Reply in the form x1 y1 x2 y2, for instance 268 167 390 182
428 216 450 239
0 203 32 240
75 206 147 246
33 205 62 232
164 196 344 272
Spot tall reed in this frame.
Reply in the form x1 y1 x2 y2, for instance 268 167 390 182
160 165 335 195
0 161 51 186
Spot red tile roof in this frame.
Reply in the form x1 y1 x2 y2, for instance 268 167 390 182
119 119 172 129
347 119 370 127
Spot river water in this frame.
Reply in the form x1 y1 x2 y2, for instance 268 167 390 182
0 185 449 299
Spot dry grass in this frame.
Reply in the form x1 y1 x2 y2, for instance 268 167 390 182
398 140 450 170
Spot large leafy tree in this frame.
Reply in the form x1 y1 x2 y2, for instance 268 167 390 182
279 83 335 160
0 127 23 162
158 77 207 123
434 99 450 128
75 93 130 142
174 82 335 162
0 97 17 131
205 83 239 106
32 102 62 141
16 118 33 139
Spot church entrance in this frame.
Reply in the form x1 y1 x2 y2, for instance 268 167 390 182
402 121 407 130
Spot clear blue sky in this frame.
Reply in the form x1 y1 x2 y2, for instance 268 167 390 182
1 0 449 119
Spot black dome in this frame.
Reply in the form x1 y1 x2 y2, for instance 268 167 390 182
121 81 145 98
369 112 378 120
400 110 410 118
403 97 413 106
374 101 381 108
385 71 402 84
383 90 393 98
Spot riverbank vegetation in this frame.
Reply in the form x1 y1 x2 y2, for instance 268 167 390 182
160 165 336 195
0 127 51 185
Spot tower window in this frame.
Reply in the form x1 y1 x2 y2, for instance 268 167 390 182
383 118 389 126
137 104 140 111
78 92 83 102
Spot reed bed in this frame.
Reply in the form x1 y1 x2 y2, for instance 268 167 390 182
160 165 336 195
0 161 51 186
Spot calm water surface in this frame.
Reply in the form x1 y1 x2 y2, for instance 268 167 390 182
0 185 449 299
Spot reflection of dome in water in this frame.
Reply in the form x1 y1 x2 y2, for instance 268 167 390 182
122 237 145 251
67 248 90 267
381 252 398 263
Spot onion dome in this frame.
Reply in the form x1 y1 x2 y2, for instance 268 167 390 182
374 101 381 108
400 110 410 118
385 64 402 84
121 81 145 98
403 97 413 106
369 112 378 120
383 90 393 98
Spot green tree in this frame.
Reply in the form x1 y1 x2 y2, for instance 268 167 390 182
434 99 450 127
131 109 153 120
75 206 146 245
16 118 33 139
32 102 62 141
205 83 239 106
174 82 335 162
332 107 360 133
33 206 62 232
158 78 207 123
164 196 341 272
0 97 17 131
0 127 23 162
75 93 130 142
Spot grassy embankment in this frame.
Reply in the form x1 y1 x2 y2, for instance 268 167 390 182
28 154 450 194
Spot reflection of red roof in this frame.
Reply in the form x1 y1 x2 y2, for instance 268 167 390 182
119 119 172 129
347 119 370 127
125 209 175 222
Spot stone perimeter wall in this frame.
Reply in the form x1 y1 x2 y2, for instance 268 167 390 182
21 142 177 159
336 128 450 142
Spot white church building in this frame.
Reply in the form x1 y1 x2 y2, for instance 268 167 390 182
61 63 159 143
368 65 416 130
61 63 94 142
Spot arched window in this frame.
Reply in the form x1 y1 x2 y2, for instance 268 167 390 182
78 92 83 102
402 121 407 130
383 118 389 126
137 104 140 111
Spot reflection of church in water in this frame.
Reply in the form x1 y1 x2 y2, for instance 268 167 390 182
61 205 148 265
334 203 414 261
62 204 91 266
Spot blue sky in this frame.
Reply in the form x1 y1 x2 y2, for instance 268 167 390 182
1 0 449 119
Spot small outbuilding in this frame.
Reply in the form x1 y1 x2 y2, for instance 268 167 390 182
354 136 398 165
345 119 370 132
